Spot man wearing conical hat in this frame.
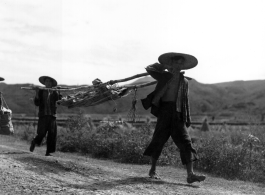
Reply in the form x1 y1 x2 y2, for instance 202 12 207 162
141 52 206 183
30 76 62 156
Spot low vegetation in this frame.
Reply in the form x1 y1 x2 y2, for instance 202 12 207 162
13 113 265 183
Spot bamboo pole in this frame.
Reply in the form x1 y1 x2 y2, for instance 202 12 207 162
21 85 91 91
108 72 192 84
108 72 149 85
21 73 151 91
123 81 157 90
21 72 191 91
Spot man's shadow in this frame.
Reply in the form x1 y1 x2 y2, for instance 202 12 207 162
55 176 200 191
16 156 200 191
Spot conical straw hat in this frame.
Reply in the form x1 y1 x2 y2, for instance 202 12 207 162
39 76 57 87
158 52 198 70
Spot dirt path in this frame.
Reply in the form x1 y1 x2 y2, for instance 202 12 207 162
0 135 264 195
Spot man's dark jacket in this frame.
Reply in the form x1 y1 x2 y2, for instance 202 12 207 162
141 63 191 124
34 90 62 118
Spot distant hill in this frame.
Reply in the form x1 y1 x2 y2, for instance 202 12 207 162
132 76 265 116
1 78 265 119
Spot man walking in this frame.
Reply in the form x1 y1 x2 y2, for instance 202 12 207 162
141 52 206 184
30 76 62 156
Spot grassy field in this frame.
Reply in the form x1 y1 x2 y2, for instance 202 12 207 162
12 113 265 184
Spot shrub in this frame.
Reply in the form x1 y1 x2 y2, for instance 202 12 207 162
14 123 36 141
16 114 265 183
57 112 92 153
192 127 265 183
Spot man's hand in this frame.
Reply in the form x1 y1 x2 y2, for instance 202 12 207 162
146 63 166 72
155 63 172 71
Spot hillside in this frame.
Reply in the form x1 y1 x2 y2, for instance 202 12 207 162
1 78 265 118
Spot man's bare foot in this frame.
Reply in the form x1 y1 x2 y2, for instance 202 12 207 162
187 173 206 184
149 170 161 179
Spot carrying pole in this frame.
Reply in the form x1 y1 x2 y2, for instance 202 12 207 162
21 72 192 91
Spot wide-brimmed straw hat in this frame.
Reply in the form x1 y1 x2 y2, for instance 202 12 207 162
0 77 4 81
39 76 57 87
158 52 198 70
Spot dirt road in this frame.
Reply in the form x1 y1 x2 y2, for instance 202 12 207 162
0 135 264 195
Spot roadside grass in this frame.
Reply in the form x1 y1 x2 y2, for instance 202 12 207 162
190 125 265 183
13 113 265 183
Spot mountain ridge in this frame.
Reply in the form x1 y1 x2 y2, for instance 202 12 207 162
0 77 264 118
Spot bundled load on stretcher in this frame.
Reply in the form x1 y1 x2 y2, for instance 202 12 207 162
58 79 132 108
21 71 191 120
57 75 157 109
21 73 157 110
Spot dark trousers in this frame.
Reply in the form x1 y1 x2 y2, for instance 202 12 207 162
143 102 198 165
34 116 57 154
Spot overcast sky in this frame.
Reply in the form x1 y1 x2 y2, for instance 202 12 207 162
0 0 264 86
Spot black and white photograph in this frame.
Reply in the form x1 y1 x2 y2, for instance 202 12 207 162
0 0 264 194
